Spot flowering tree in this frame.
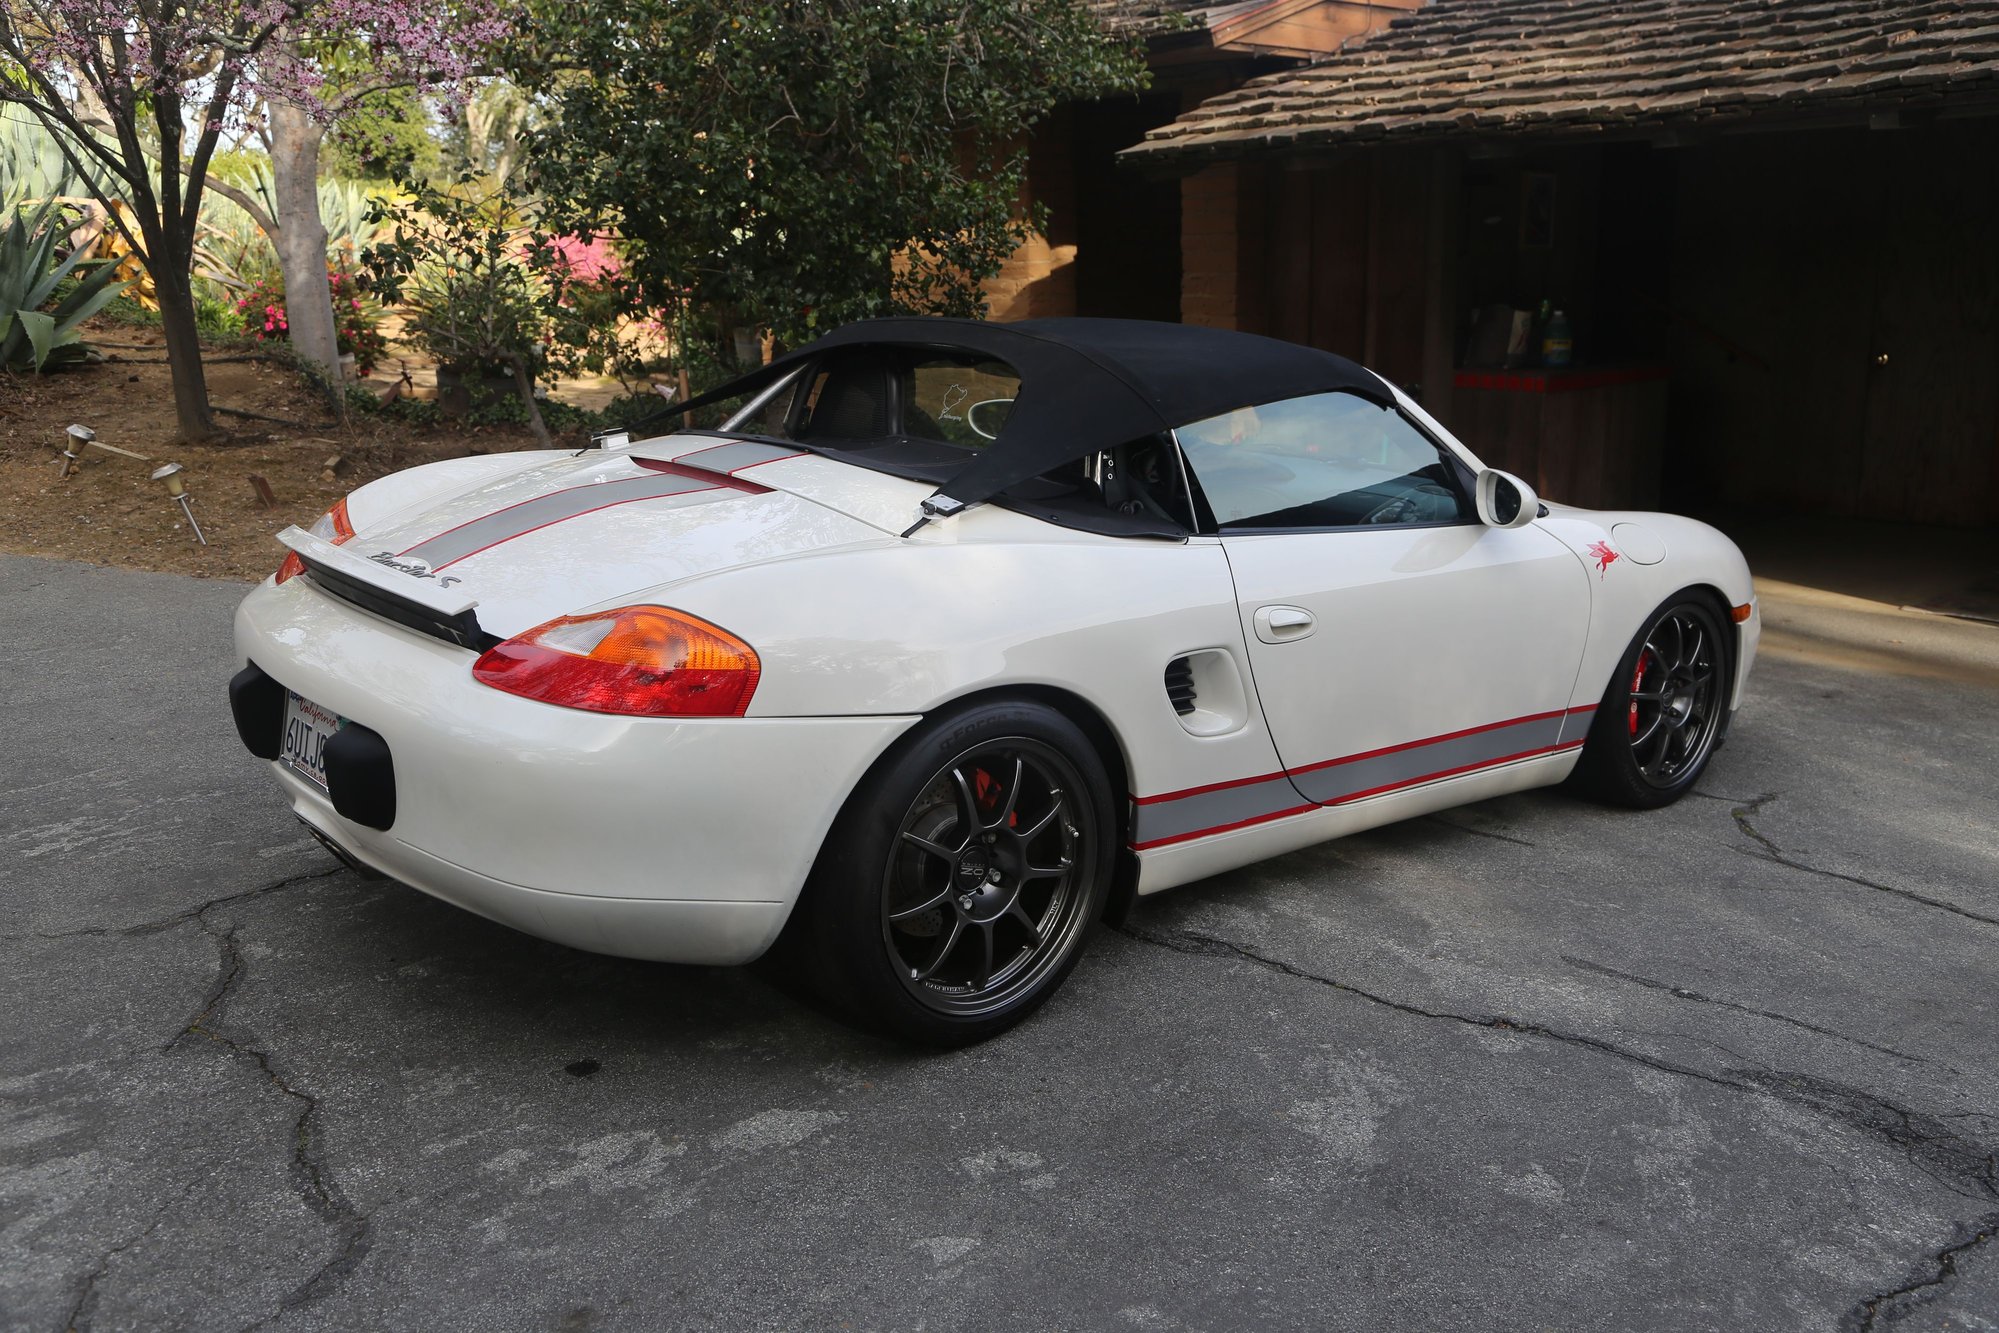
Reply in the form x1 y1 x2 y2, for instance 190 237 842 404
202 11 507 388
0 0 505 439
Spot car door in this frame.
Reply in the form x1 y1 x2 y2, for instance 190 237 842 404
1179 391 1593 806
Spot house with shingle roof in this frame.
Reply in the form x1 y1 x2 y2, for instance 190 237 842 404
1099 0 1999 524
983 1 1420 324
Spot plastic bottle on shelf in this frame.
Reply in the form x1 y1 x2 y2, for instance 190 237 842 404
1542 309 1574 367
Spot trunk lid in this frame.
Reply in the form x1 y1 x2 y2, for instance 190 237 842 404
345 438 908 636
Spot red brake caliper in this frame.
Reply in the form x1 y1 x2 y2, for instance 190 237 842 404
1628 650 1651 737
971 767 1018 828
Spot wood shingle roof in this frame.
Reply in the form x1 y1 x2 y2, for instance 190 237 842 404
1124 0 1999 162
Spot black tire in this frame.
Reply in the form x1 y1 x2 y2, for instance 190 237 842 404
1568 593 1733 810
777 698 1114 1046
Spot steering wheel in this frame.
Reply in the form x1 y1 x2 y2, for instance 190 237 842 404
1361 482 1457 525
966 398 1015 440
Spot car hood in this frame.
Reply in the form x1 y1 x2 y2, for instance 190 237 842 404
347 438 910 637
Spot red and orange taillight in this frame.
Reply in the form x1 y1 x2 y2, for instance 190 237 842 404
275 497 355 584
471 606 761 717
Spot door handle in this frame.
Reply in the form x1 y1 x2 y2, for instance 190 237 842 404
1254 605 1316 643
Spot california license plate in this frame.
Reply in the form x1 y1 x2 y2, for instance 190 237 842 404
280 691 344 790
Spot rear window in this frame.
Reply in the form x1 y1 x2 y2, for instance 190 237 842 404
715 348 1022 451
903 358 1019 447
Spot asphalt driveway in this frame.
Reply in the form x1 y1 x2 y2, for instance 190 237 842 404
4 552 1996 1332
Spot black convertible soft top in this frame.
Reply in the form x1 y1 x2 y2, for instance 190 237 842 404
664 316 1394 512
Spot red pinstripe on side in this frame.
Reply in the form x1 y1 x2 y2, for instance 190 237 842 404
1319 741 1584 807
1129 703 1601 851
1289 707 1570 775
1130 803 1318 852
1132 769 1291 806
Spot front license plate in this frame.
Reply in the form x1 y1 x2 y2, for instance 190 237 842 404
279 690 344 790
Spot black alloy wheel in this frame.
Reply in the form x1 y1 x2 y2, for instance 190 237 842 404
1570 595 1732 809
1625 606 1725 788
882 739 1093 1018
778 699 1113 1045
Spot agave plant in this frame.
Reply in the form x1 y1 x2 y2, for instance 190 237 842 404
320 178 386 256
0 199 130 371
0 108 113 215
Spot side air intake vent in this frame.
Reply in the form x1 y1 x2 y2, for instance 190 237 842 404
1163 657 1198 716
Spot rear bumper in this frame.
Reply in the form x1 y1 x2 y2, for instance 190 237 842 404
233 577 917 964
283 781 795 962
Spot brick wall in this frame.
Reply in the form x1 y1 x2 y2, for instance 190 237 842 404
984 115 1080 321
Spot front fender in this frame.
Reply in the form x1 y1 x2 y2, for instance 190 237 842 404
1539 508 1759 715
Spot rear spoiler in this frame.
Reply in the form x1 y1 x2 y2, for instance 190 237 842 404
276 527 499 651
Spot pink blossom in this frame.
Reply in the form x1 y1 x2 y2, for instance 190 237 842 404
27 0 511 137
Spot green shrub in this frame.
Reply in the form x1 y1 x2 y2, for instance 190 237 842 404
196 294 245 339
102 293 162 327
348 387 444 426
0 199 130 370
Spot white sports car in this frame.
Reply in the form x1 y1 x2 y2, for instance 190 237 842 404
231 318 1758 1043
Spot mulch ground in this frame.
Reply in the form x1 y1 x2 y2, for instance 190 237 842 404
0 320 554 582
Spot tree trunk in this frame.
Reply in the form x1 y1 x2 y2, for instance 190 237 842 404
268 102 341 386
151 242 217 441
507 355 553 447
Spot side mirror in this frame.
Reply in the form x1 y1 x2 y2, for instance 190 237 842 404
1475 468 1540 528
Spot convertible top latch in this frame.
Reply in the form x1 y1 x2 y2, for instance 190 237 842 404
900 492 970 539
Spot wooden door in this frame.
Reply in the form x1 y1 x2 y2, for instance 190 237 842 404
1858 124 1999 528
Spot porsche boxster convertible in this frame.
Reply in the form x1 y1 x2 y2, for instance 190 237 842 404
229 317 1758 1043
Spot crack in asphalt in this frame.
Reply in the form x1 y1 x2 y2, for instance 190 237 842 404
1560 956 1930 1065
160 874 373 1329
1852 1213 1999 1332
1114 919 1999 1326
1115 920 1765 1093
57 1192 181 1333
11 866 342 943
1722 792 1999 930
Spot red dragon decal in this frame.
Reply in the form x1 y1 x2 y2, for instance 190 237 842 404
1586 539 1620 578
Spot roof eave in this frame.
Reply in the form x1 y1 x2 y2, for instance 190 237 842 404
1120 86 1999 174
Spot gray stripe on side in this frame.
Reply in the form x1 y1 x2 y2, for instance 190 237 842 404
1290 714 1567 806
1557 706 1597 746
672 441 803 473
402 474 720 568
1132 774 1308 848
